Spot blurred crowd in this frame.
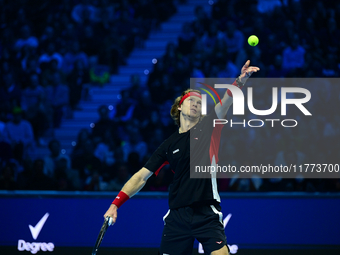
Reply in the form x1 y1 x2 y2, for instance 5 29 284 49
0 0 339 192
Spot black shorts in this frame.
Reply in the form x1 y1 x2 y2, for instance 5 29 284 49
159 204 228 255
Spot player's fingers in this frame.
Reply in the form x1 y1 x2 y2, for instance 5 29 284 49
247 67 259 73
111 215 117 225
244 60 250 67
104 214 116 225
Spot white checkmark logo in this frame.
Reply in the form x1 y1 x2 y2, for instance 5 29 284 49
29 213 49 240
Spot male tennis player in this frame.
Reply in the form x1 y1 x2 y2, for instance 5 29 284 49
104 60 259 255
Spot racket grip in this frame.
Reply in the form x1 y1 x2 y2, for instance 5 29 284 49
107 217 113 226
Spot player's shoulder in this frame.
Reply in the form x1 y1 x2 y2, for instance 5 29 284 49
152 130 180 154
198 109 218 125
165 130 181 143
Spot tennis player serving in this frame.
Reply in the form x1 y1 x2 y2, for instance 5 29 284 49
104 60 259 255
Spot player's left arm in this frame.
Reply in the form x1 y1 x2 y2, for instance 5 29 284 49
215 60 260 119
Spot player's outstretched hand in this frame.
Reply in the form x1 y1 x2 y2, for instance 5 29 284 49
239 60 260 83
104 204 118 226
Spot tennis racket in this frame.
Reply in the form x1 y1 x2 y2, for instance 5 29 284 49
92 217 113 255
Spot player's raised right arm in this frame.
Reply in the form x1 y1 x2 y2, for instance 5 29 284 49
104 167 153 224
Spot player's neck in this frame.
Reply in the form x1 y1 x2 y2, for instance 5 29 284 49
179 115 199 133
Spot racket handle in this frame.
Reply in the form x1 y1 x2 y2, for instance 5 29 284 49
106 216 113 226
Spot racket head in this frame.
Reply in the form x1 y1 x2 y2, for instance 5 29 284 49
92 217 111 255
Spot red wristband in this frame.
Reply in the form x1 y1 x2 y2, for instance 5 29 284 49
227 78 244 97
112 191 130 208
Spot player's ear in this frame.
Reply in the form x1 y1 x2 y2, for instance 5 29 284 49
178 106 181 111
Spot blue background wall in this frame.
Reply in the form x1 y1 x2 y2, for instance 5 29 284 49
1 191 340 254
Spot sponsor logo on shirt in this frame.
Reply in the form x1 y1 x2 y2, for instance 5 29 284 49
173 149 179 154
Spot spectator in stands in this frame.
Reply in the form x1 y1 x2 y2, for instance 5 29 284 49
61 23 78 42
134 0 157 32
147 128 164 156
0 72 22 115
3 107 35 162
148 58 166 87
18 45 38 79
94 129 116 171
267 55 288 78
83 171 101 190
1 25 15 50
39 26 55 50
177 22 195 56
0 111 13 163
72 128 91 156
92 105 116 142
122 127 147 162
215 57 238 79
110 146 125 180
274 140 305 167
21 73 50 144
67 59 90 110
261 34 284 66
38 43 63 70
126 74 144 102
282 34 305 71
71 0 99 24
132 90 155 126
79 25 100 57
172 59 191 91
107 163 131 191
72 139 102 180
45 72 69 128
211 0 229 20
54 157 80 191
27 159 56 190
88 57 110 86
322 53 339 77
155 0 177 23
44 139 71 179
163 42 179 74
100 27 126 74
112 90 136 125
300 18 316 51
191 52 205 78
200 20 224 54
62 41 88 75
57 157 81 190
0 163 16 190
224 21 245 62
14 25 38 51
191 5 209 38
116 10 137 56
20 57 41 87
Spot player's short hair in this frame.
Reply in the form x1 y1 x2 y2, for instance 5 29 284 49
170 88 201 127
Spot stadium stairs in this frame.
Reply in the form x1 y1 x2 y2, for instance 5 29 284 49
34 0 211 158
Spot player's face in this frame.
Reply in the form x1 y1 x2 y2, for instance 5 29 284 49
179 96 202 118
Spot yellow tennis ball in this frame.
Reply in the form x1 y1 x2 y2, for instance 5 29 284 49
248 35 259 46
